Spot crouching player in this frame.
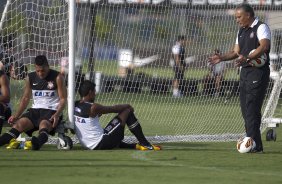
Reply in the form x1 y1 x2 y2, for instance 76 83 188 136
74 80 161 151
0 55 67 150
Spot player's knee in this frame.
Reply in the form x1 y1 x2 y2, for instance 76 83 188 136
39 128 49 135
126 111 138 126
12 123 24 133
39 120 53 132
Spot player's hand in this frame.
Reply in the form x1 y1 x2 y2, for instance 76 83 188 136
50 113 60 128
8 115 18 125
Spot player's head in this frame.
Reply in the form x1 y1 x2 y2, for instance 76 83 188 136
34 55 49 79
79 80 96 102
177 35 186 45
214 49 221 55
235 3 255 28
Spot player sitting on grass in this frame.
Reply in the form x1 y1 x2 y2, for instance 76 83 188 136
74 80 161 151
0 55 11 134
0 55 67 150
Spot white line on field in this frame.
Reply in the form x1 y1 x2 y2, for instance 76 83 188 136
131 151 184 167
131 148 282 178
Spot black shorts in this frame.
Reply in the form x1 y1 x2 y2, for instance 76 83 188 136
94 117 124 150
173 66 184 81
21 108 60 136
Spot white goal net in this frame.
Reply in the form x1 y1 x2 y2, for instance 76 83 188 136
0 0 282 143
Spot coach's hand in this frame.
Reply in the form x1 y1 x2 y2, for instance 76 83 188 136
235 54 253 67
208 54 221 65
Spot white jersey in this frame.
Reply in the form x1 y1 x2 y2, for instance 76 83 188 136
74 101 104 149
29 69 60 110
172 42 181 55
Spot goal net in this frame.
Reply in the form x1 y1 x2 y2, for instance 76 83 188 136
1 0 282 143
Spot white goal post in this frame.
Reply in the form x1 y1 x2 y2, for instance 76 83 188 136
0 0 282 144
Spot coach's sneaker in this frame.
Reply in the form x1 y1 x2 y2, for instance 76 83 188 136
6 138 20 149
24 141 32 150
136 143 161 151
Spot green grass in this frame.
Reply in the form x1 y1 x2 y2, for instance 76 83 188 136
93 60 240 80
1 131 282 184
95 92 243 136
3 63 282 184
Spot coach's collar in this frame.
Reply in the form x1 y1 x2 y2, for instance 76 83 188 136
250 17 259 28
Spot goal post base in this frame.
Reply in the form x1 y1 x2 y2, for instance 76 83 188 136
263 118 282 128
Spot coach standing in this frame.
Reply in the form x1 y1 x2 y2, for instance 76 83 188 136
208 3 271 153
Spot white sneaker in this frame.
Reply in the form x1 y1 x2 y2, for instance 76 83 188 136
173 92 182 98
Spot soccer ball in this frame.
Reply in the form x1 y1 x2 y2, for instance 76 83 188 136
248 49 266 67
236 137 256 153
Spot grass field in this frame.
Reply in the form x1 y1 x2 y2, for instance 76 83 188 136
3 61 282 184
1 129 282 184
93 60 240 80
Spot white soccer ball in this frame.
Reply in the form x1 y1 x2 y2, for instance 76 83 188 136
248 49 266 67
236 137 256 153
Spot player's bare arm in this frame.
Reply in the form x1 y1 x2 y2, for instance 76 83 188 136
8 76 32 124
50 73 67 128
0 74 10 103
90 103 133 117
0 61 4 71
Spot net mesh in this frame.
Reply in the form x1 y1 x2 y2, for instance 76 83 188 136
0 0 282 143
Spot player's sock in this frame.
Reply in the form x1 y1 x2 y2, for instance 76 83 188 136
126 112 151 147
32 128 49 150
119 141 136 149
0 128 20 146
0 104 6 134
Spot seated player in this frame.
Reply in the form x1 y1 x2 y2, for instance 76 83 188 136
0 55 67 150
74 80 161 151
0 63 11 134
203 49 226 96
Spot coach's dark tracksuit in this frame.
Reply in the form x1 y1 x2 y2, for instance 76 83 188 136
238 21 270 151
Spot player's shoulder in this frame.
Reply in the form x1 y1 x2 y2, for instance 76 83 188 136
91 103 102 109
28 71 37 79
0 70 9 84
172 42 180 48
49 68 60 76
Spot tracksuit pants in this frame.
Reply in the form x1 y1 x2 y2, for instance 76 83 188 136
239 65 270 151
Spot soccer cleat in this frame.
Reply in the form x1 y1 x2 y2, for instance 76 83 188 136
24 141 32 150
136 143 161 151
31 136 40 150
6 138 20 149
